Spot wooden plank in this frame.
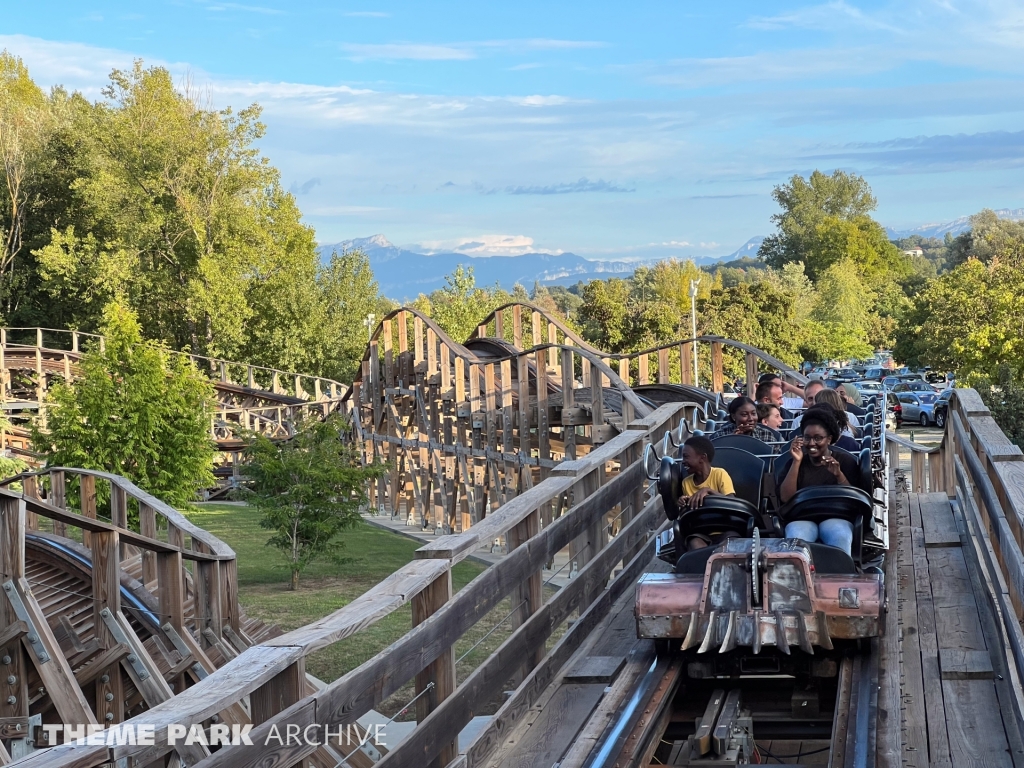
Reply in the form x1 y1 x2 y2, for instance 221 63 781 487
910 523 953 768
876 493 902 768
492 684 604 768
943 678 1013 767
928 546 988 652
896 519 929 767
264 559 450 653
939 649 994 680
376 493 661 768
920 492 960 547
563 655 626 684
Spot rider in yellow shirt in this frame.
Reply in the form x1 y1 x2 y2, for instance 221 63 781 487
679 435 736 509
677 436 737 551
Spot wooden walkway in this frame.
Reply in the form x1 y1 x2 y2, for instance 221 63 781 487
881 492 1024 768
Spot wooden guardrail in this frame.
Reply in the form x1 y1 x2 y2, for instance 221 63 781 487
5 401 687 768
353 303 791 537
885 389 1024 736
0 327 347 402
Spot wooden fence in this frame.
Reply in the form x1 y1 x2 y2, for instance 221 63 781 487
885 389 1024 735
5 402 687 768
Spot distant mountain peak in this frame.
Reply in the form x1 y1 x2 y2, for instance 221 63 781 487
336 234 393 251
886 208 1024 240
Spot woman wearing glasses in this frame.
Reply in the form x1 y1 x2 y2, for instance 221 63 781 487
779 405 860 555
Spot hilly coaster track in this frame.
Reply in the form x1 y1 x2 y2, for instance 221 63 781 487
0 328 351 491
348 301 804 539
1 308 1022 767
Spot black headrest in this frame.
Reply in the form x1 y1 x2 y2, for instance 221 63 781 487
712 433 773 455
658 456 683 521
858 448 872 493
712 447 766 508
862 422 874 440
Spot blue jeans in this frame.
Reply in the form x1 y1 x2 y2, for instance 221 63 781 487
785 519 854 556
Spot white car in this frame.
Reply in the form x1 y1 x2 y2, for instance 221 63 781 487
855 380 884 396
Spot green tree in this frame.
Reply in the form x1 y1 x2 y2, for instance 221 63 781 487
894 257 1024 382
947 209 1024 269
30 303 216 508
416 265 511 342
0 52 50 321
758 170 909 281
577 278 633 351
239 414 377 590
699 281 803 371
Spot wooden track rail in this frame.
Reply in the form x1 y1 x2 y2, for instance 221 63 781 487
350 302 806 537
0 465 282 766
0 327 351 460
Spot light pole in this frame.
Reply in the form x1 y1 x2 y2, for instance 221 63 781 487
363 313 376 343
689 279 700 388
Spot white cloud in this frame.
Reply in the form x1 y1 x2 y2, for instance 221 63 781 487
341 43 474 61
417 235 550 256
747 1 900 33
203 2 285 15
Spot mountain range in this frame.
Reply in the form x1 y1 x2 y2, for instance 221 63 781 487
885 208 1024 240
317 236 652 299
320 209 1024 299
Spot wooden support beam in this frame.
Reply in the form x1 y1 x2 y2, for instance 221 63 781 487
92 529 124 725
251 658 306 727
139 501 157 586
711 341 724 393
80 474 97 549
657 347 669 384
412 571 457 768
49 470 67 538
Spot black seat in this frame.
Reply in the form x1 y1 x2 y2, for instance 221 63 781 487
711 447 766 509
712 433 773 456
658 455 761 523
778 485 872 565
780 485 872 524
807 543 858 574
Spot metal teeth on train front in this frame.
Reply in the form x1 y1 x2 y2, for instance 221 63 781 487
671 610 830 654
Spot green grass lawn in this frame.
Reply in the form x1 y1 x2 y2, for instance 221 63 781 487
191 503 534 717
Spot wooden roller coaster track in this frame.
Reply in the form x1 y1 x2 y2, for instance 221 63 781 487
0 328 352 478
0 305 1022 768
349 302 805 538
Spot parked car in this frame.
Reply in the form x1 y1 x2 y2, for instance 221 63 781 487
932 389 953 429
897 391 938 426
887 392 903 429
893 380 935 394
829 368 861 383
863 367 886 381
855 380 884 397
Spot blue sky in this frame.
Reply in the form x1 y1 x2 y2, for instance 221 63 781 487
3 1 1024 260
